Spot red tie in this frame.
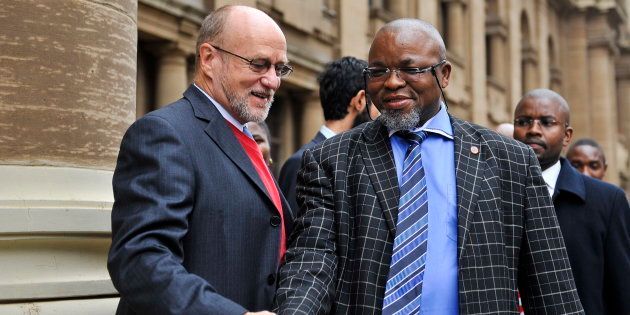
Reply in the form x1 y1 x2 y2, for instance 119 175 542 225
228 123 286 261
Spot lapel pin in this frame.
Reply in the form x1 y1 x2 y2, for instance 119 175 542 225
470 146 479 155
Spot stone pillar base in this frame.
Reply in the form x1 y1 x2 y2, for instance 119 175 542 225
0 166 115 304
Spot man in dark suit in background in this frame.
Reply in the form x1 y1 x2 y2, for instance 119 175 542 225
108 5 294 315
278 56 369 212
566 138 608 180
513 89 630 314
275 18 583 314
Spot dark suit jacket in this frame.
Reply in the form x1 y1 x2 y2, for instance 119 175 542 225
275 118 583 314
553 158 630 315
108 85 294 315
278 131 327 212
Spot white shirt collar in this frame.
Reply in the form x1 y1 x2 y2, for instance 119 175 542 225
193 83 248 133
319 125 337 139
541 160 562 197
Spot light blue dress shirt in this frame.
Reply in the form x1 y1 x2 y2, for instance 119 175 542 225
389 104 458 314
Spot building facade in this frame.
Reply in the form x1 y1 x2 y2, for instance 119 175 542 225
1 0 628 313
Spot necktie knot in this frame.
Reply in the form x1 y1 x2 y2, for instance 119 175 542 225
395 130 427 145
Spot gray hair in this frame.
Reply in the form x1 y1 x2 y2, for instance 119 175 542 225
194 5 235 69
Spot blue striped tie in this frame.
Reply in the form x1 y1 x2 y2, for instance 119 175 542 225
383 131 429 315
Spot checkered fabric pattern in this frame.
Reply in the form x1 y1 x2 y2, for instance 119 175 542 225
274 117 584 315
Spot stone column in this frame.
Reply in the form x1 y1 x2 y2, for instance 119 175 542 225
277 98 295 167
137 49 150 117
616 51 630 192
387 0 407 17
587 14 619 184
562 11 591 136
469 0 487 125
488 33 506 82
0 0 137 313
521 45 538 93
300 94 324 146
445 0 466 58
340 0 369 58
156 47 189 107
416 0 440 27
507 0 523 110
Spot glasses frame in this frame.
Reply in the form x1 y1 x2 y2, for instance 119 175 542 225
363 59 447 82
211 44 293 78
513 117 569 129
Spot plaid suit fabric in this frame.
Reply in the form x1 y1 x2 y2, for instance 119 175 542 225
274 117 583 315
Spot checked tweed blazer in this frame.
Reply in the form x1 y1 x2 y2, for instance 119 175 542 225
274 117 583 314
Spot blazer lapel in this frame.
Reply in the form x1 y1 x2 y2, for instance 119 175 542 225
360 120 400 237
451 117 484 258
184 86 272 207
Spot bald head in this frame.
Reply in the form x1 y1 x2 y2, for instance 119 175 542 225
513 88 574 170
195 5 285 71
516 88 570 124
366 18 451 131
495 123 514 138
194 5 288 124
372 18 446 60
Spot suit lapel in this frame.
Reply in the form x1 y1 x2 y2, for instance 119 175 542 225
184 86 273 207
360 121 400 237
451 117 484 258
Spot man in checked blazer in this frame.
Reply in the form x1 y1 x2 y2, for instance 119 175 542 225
274 19 583 314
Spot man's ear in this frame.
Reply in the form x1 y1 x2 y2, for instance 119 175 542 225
439 61 452 88
563 126 574 148
198 43 217 76
349 90 366 113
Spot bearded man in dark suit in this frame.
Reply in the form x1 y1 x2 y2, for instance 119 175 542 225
108 5 293 315
275 18 583 314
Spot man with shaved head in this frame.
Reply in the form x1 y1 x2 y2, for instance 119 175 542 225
108 5 294 314
276 19 583 314
514 89 630 314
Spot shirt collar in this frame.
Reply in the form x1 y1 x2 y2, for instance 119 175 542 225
541 160 562 196
319 125 337 139
193 83 248 133
388 102 453 140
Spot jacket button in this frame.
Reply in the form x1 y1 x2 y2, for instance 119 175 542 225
270 215 281 227
267 273 275 285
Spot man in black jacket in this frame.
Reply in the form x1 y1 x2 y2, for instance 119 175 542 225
278 56 369 212
514 88 630 314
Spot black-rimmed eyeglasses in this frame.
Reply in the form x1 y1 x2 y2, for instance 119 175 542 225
514 117 568 128
211 45 293 78
363 60 446 83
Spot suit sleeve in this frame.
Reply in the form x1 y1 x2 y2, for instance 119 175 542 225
274 148 337 315
517 149 584 314
107 116 247 315
603 190 630 313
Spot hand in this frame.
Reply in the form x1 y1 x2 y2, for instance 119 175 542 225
244 312 276 315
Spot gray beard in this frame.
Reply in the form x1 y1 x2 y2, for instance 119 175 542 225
220 76 273 123
232 94 273 123
377 106 424 131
